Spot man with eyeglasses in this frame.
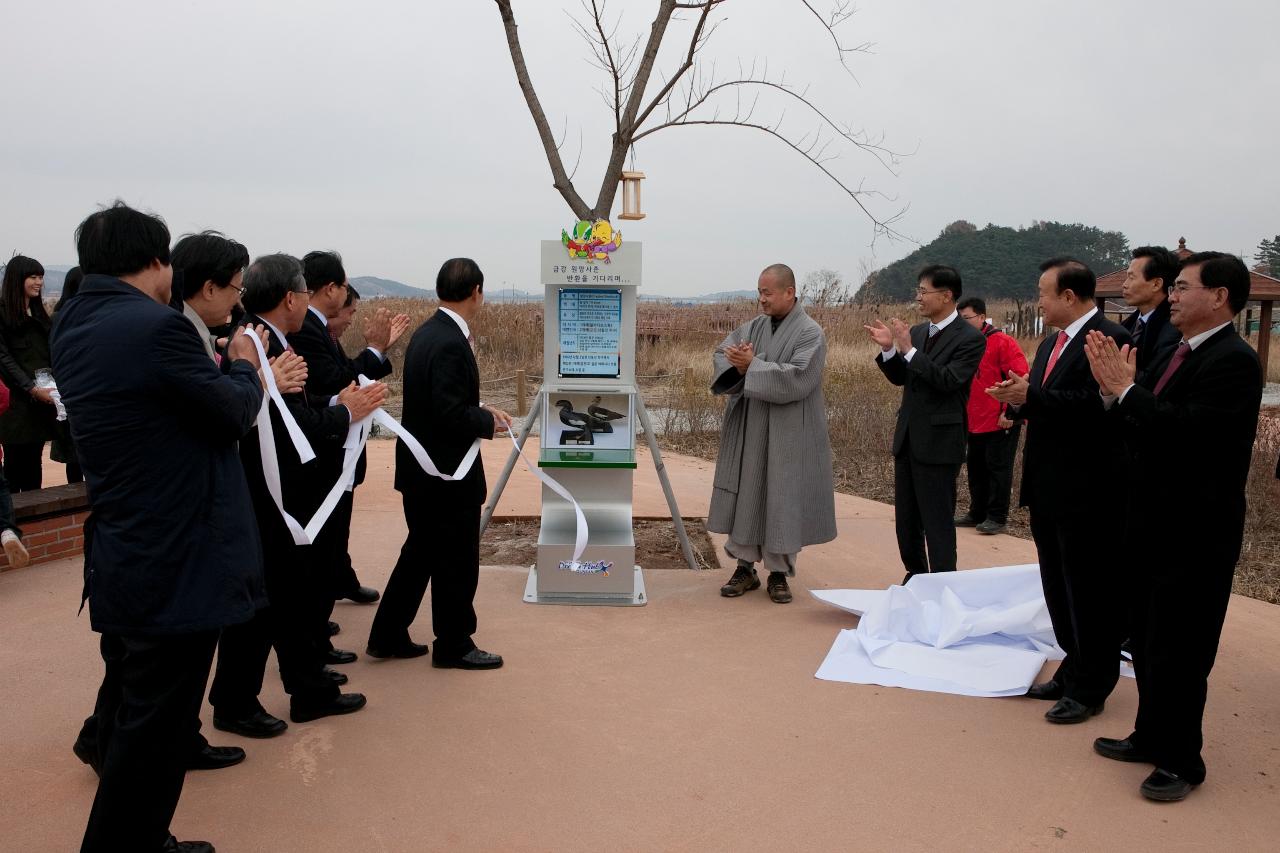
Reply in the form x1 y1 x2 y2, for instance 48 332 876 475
865 265 986 585
1120 246 1181 374
954 296 1028 536
1085 251 1261 802
211 254 387 737
988 257 1130 726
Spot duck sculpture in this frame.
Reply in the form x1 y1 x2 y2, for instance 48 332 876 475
556 399 595 445
586 396 625 428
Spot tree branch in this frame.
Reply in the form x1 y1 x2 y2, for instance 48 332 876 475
495 0 592 219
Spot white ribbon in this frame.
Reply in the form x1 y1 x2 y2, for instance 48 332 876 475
249 338 590 564
249 331 321 546
504 431 589 568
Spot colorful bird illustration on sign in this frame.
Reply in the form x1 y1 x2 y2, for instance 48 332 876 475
561 219 623 263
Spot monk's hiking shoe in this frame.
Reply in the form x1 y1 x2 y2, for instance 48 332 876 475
767 572 793 604
720 566 760 597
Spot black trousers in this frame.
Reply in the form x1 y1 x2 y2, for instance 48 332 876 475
964 425 1021 524
1128 547 1236 784
1029 508 1121 706
369 495 479 659
208 540 340 713
3 440 44 492
330 489 362 598
893 446 961 575
80 630 219 853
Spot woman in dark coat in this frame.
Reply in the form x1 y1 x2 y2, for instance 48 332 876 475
0 256 63 491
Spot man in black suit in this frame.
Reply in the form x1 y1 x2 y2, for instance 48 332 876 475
210 254 385 734
988 258 1130 725
293 251 409 609
1086 252 1261 802
367 258 511 667
52 202 266 853
1120 245 1181 374
866 265 986 585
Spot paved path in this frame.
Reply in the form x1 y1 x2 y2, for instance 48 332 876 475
2 443 1277 851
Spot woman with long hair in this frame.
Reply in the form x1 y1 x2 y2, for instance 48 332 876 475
0 255 62 491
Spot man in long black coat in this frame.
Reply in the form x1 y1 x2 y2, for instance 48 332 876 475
52 202 265 853
1087 251 1262 802
367 258 511 667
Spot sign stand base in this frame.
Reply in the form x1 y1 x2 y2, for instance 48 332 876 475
522 565 647 606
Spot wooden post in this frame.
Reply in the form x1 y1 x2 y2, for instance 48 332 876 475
1258 301 1273 388
515 369 527 416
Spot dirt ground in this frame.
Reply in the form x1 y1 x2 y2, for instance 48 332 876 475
480 517 721 571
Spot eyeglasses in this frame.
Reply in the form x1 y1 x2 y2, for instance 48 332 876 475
1166 283 1222 296
916 287 945 296
291 288 310 296
959 314 980 321
231 285 246 297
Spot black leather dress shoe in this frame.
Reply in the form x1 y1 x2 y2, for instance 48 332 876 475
323 665 349 685
162 836 214 853
432 648 503 670
328 620 341 637
72 739 100 776
325 648 358 665
187 744 246 771
1093 736 1150 763
1044 697 1104 724
213 709 288 739
290 692 368 723
1140 768 1196 801
1025 680 1064 701
342 585 380 604
954 513 980 527
366 639 430 659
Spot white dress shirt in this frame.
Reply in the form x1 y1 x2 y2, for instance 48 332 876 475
881 309 959 363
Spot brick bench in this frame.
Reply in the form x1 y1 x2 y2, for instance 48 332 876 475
1 482 90 571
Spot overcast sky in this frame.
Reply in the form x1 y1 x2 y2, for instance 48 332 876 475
2 0 1276 297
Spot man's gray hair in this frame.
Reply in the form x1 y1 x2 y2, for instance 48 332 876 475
242 253 305 315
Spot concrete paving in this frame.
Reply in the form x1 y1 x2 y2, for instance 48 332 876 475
2 441 1278 852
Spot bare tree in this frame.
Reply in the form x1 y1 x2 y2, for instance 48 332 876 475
494 0 908 241
799 268 849 307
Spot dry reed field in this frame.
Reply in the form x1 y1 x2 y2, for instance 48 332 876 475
345 297 1280 604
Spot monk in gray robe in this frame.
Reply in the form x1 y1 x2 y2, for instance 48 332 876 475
708 263 837 603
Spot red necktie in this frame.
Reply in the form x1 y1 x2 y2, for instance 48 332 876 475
1152 342 1191 395
1041 331 1069 383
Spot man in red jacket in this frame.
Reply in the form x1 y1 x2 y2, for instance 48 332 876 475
954 297 1029 535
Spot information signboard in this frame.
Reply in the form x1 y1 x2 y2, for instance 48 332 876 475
558 288 622 378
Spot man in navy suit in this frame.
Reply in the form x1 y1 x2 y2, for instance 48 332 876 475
1087 252 1261 801
989 258 1130 725
866 265 987 585
53 202 266 853
367 258 511 667
1119 246 1181 374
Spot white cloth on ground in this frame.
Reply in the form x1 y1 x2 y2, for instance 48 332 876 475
812 564 1065 697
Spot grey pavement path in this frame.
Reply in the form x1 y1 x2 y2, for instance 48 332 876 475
1 443 1278 852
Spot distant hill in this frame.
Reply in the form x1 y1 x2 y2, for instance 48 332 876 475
349 276 431 299
856 220 1130 303
641 289 757 304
